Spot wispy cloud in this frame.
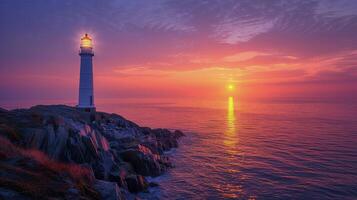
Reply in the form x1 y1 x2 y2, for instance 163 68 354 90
316 0 357 18
1 0 357 101
108 0 195 32
222 51 271 62
213 18 277 44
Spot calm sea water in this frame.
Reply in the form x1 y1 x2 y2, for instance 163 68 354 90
96 98 357 199
98 98 357 200
3 99 357 199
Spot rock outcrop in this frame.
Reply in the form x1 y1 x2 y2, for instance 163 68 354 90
0 105 184 200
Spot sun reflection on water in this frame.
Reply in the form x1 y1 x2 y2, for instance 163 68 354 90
224 96 237 148
217 96 245 199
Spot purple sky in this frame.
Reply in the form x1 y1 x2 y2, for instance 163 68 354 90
1 0 357 106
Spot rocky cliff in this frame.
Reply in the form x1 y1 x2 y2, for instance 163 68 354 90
0 105 184 200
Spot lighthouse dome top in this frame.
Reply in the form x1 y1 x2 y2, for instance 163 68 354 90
80 33 92 48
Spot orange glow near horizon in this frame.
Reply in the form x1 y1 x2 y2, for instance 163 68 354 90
1 1 357 106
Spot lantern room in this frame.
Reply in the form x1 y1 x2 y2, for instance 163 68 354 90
80 33 92 48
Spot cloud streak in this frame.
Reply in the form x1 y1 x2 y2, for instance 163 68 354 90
1 0 357 102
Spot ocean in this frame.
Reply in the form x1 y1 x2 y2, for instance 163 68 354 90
99 98 357 200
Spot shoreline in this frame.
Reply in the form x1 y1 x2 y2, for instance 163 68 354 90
0 104 184 200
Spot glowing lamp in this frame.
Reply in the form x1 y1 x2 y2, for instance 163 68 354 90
80 33 92 48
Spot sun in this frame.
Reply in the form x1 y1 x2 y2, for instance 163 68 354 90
227 84 234 91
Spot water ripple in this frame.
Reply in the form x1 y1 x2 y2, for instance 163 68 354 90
129 102 357 200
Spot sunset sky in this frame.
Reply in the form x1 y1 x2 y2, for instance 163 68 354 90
1 0 357 107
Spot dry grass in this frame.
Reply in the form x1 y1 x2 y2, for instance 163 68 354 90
0 137 100 199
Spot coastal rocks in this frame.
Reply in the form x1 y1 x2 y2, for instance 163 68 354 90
92 151 116 180
108 167 128 188
138 129 184 155
0 105 184 199
119 144 172 177
153 129 184 151
94 180 123 200
0 137 100 200
174 130 185 138
0 124 21 142
0 188 31 200
125 175 148 193
148 182 159 187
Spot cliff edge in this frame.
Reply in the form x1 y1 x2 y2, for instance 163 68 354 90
0 105 184 200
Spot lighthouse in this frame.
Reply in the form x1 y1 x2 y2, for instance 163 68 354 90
77 33 95 112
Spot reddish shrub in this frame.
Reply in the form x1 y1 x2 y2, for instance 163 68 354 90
21 149 94 184
0 137 99 199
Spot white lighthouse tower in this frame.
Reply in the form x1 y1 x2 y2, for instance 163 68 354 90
77 33 95 112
